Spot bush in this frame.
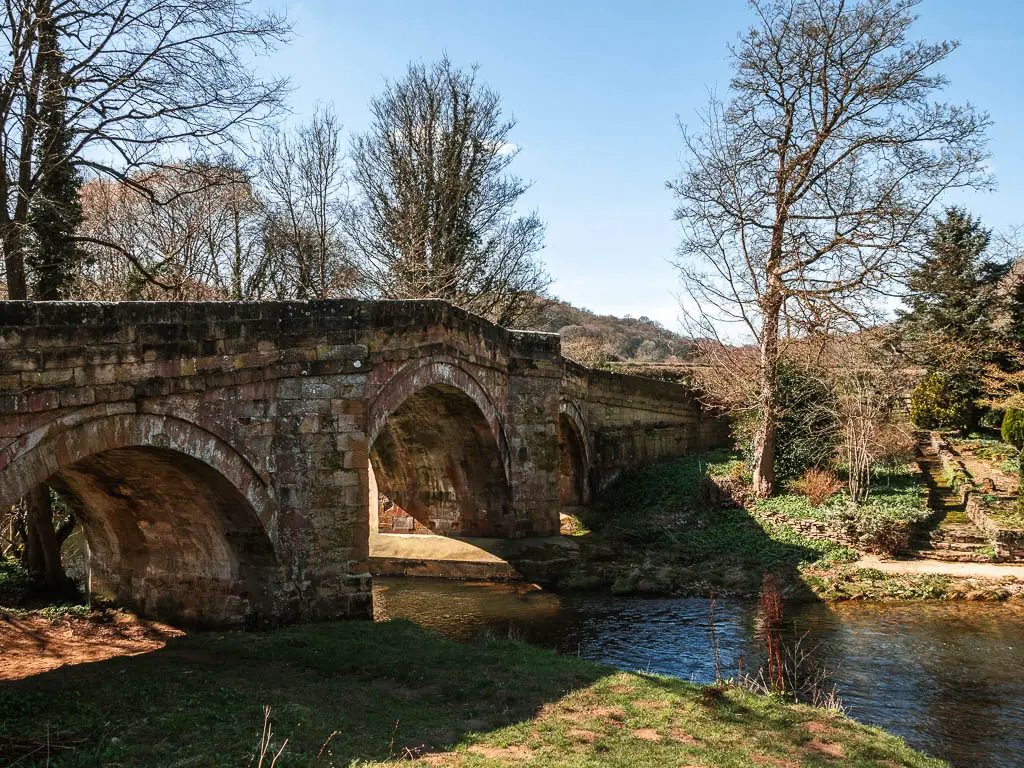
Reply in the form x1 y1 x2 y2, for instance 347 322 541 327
1001 408 1024 449
0 556 32 606
790 468 843 507
910 372 972 431
849 509 912 555
873 424 917 472
734 361 840 485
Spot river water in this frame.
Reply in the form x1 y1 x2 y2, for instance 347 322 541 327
372 577 1024 768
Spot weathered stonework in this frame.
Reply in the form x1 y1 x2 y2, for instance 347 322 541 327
0 299 726 625
560 360 729 492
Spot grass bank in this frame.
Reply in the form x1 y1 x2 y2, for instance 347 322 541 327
561 451 1022 601
0 614 946 767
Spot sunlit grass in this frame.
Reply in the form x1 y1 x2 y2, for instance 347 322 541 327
0 619 947 767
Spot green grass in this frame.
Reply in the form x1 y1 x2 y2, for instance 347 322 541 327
569 452 857 597
0 618 947 767
758 466 930 528
582 451 855 572
802 568 955 601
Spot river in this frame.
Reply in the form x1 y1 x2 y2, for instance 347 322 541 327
372 577 1024 768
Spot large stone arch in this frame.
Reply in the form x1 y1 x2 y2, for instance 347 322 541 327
367 358 513 538
0 412 278 626
558 399 593 509
369 357 511 481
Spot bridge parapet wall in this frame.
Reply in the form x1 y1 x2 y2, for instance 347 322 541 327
562 360 728 490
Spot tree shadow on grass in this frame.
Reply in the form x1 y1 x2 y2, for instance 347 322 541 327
0 618 938 768
0 618 608 767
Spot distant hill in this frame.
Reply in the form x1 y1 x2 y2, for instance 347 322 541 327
528 298 694 367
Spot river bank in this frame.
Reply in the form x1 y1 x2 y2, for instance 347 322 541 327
0 606 946 767
556 451 1024 602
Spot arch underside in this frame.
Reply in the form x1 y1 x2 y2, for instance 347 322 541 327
0 415 278 626
558 412 588 510
371 384 512 538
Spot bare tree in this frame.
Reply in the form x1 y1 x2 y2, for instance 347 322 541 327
824 338 912 501
257 106 354 299
77 163 272 299
347 57 549 327
670 0 990 496
0 0 291 299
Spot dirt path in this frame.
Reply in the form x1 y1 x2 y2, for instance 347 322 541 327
856 554 1024 579
0 610 182 680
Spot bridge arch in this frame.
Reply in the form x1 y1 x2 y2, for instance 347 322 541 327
0 413 278 626
368 358 512 537
558 399 593 509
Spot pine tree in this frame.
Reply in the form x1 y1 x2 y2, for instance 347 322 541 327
900 207 1008 351
901 208 1011 430
1004 268 1024 350
27 16 83 300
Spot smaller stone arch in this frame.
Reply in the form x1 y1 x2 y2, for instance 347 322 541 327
0 412 278 626
558 399 593 509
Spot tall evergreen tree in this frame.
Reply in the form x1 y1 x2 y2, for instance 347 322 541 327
900 207 1007 353
27 17 83 300
1004 267 1024 350
901 208 1009 430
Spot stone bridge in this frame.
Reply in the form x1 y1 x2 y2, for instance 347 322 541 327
0 300 726 626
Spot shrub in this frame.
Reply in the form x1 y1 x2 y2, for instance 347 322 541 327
693 474 724 509
910 372 972 431
849 510 912 555
733 361 840 485
981 408 1005 430
872 424 917 472
1001 408 1024 449
790 468 843 507
0 556 32 606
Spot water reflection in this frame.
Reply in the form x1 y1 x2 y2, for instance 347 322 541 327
373 578 1024 768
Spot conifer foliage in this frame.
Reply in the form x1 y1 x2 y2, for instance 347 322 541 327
900 207 1007 353
902 208 1009 430
27 17 83 300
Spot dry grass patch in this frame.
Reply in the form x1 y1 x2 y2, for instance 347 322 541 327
468 744 534 759
805 737 847 759
670 728 699 745
630 727 663 742
750 755 801 767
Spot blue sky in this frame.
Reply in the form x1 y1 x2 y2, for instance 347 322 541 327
255 1 1024 330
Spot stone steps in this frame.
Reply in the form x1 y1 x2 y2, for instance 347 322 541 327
912 538 988 552
900 435 995 563
912 530 988 547
902 548 994 563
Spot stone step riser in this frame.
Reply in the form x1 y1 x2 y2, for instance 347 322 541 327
928 542 989 552
904 551 994 563
912 535 989 546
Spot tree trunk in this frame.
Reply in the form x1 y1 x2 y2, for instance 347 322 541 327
753 279 783 498
23 485 65 590
1 222 28 299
